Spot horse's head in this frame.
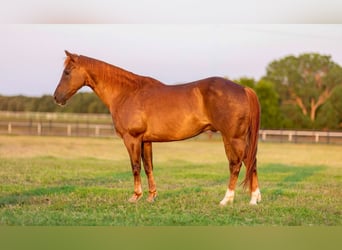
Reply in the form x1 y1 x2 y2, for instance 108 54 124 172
54 50 87 106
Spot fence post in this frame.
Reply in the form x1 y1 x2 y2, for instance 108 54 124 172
67 124 72 136
37 123 42 136
95 125 100 137
8 122 12 134
288 132 293 142
315 133 319 143
262 131 266 141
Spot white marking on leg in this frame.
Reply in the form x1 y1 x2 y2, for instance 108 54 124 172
249 188 261 205
220 189 235 206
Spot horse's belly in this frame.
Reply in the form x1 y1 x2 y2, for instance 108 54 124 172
143 118 209 142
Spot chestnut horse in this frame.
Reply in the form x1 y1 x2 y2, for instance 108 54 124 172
54 51 261 205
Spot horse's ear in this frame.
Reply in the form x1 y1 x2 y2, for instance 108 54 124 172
64 50 78 63
65 50 72 57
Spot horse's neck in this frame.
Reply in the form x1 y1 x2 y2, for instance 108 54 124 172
84 62 143 110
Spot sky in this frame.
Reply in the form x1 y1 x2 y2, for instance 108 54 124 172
2 0 342 24
0 1 342 96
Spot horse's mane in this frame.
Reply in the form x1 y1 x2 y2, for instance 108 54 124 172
64 54 163 90
79 55 141 87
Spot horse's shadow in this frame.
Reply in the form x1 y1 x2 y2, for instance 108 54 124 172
0 171 132 207
261 164 325 183
0 186 76 206
260 164 326 201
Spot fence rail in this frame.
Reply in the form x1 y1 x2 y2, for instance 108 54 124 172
1 121 342 144
259 129 342 144
0 121 115 138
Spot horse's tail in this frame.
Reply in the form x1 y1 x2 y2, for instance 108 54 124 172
242 87 260 191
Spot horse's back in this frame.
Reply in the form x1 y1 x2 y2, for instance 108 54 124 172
195 77 248 111
196 77 246 99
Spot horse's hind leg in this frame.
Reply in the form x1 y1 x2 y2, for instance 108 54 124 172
249 175 261 205
220 137 245 206
243 161 261 205
141 142 157 202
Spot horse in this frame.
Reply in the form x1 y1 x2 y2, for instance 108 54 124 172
54 50 261 205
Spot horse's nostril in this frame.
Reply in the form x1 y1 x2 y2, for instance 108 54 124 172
53 94 61 105
54 94 66 106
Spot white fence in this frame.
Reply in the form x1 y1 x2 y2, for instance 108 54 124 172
259 129 342 144
1 121 342 144
0 121 115 138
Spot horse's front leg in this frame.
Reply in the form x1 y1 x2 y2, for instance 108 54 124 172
123 135 143 203
141 142 157 202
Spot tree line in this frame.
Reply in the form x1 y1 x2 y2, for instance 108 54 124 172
1 53 341 130
0 92 108 114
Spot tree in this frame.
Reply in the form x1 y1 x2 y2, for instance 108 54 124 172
255 79 281 129
264 53 342 126
330 85 342 128
34 95 56 112
316 85 342 129
234 77 256 89
0 92 109 114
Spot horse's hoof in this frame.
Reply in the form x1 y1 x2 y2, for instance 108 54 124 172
249 188 261 205
219 199 233 206
128 193 143 203
146 192 157 203
219 189 235 206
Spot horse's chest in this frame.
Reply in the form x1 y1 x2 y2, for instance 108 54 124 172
113 107 147 136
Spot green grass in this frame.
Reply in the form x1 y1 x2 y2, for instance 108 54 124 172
0 135 341 225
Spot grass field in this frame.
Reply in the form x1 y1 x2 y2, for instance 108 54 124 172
0 135 341 226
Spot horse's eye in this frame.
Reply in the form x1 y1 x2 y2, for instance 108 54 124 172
64 70 71 75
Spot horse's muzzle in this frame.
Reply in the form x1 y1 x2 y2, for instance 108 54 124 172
53 93 66 106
